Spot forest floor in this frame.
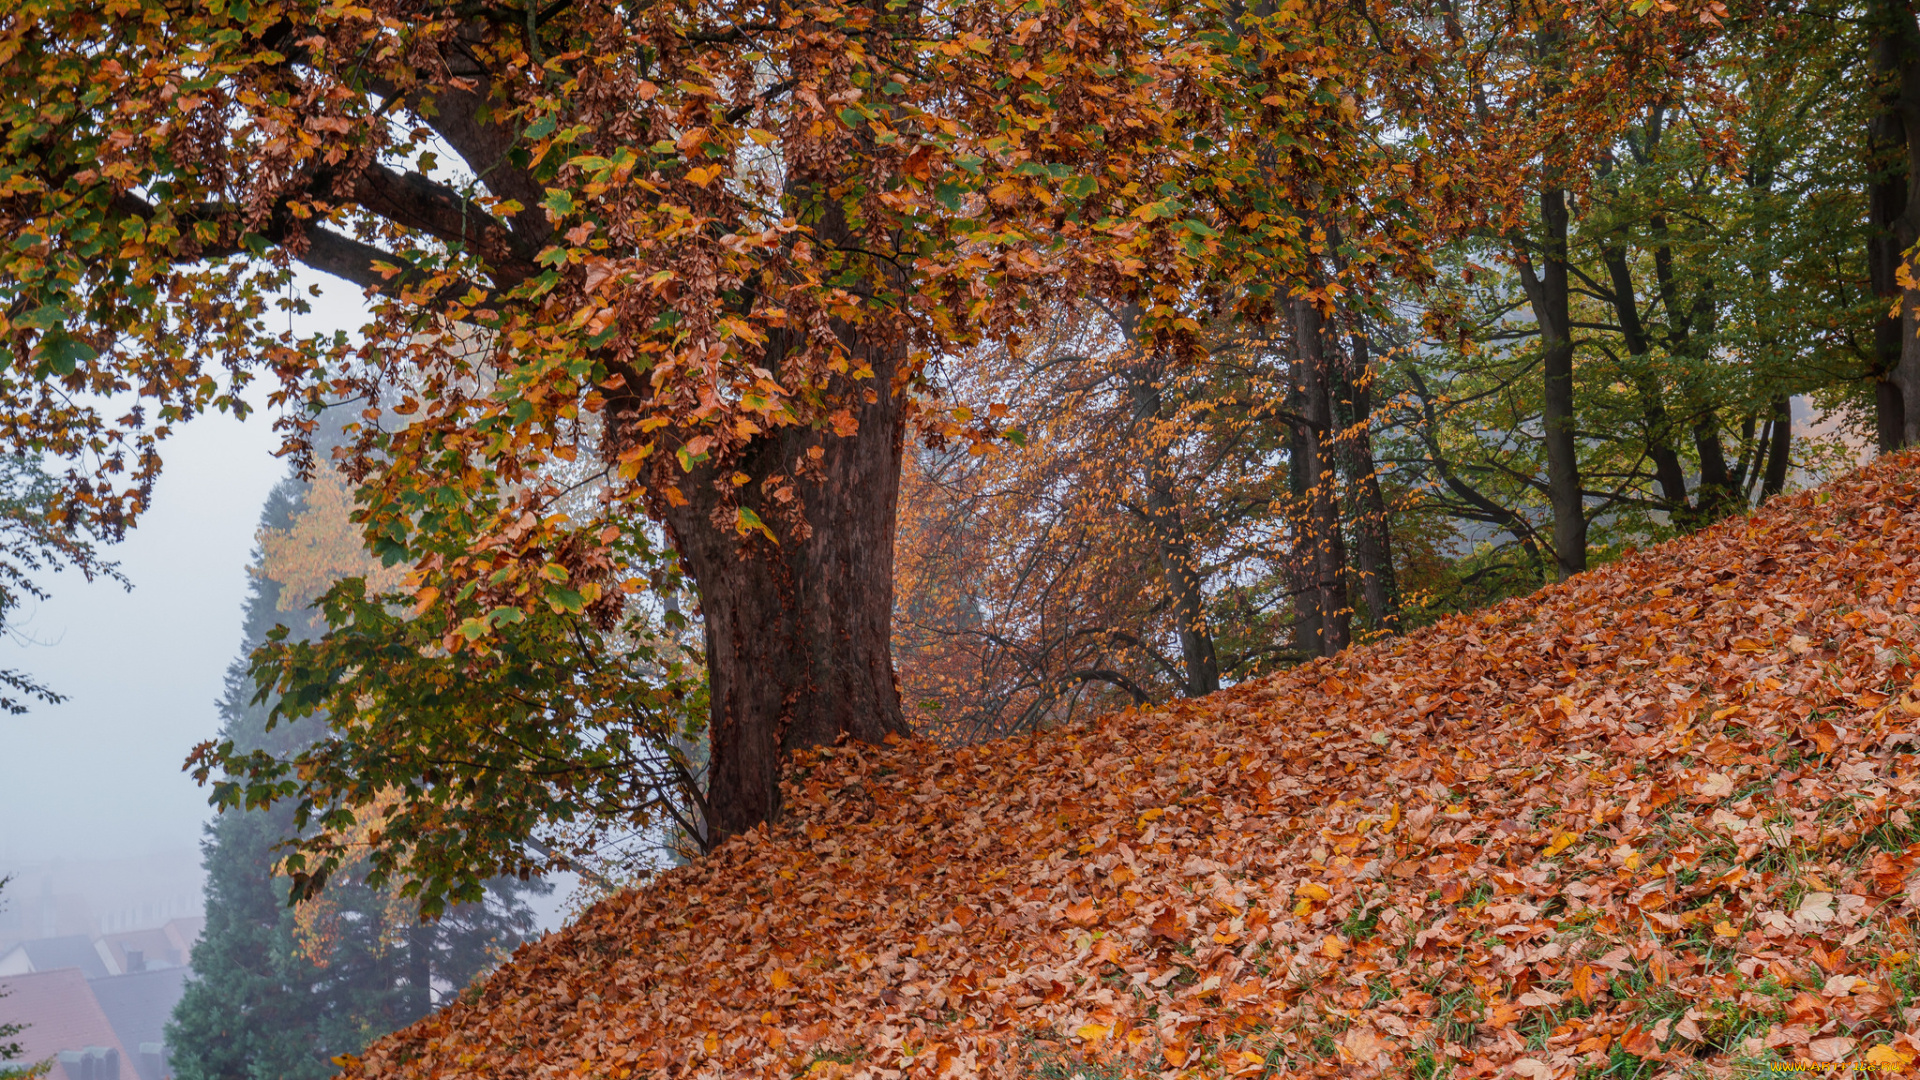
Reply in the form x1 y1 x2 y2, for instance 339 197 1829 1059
343 454 1920 1079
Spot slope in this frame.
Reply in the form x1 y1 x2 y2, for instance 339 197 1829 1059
341 456 1920 1079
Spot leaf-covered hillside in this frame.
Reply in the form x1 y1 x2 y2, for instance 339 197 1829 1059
345 457 1920 1079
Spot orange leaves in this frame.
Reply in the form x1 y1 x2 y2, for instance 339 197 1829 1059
1147 909 1186 945
343 458 1920 1078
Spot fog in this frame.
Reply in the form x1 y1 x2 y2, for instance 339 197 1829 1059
0 275 374 870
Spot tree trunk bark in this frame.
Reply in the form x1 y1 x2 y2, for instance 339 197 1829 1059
645 327 911 842
1131 382 1222 698
1115 308 1220 696
1289 298 1351 656
1762 395 1791 501
1329 313 1399 635
1519 186 1586 579
404 920 434 1022
1869 0 1920 449
1598 241 1691 514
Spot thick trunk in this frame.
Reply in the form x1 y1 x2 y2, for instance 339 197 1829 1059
1329 314 1399 635
1287 418 1323 656
1869 100 1906 450
1869 0 1920 449
1320 226 1397 635
1145 475 1221 697
649 330 910 841
1520 187 1586 579
1289 299 1351 656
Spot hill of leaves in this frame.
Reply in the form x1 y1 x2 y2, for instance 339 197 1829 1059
343 456 1920 1079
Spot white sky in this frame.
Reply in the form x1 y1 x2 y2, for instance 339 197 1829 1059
0 275 368 866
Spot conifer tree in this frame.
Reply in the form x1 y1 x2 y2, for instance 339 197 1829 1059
167 476 545 1080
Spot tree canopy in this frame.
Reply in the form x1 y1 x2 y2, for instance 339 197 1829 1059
5 0 1915 920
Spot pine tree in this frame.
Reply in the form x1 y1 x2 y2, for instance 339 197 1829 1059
167 476 546 1080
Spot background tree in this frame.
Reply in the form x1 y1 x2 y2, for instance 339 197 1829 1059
1379 0 1877 610
168 470 545 1080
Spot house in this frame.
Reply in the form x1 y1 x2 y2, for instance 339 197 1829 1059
95 919 199 977
0 968 134 1080
0 920 200 1080
0 938 111 981
89 968 188 1080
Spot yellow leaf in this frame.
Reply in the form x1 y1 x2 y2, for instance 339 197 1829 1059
769 969 792 989
1542 831 1578 857
1294 882 1331 902
1075 1023 1109 1043
1866 1044 1914 1068
1713 920 1739 938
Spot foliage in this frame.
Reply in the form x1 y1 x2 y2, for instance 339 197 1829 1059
168 472 547 1080
1346 0 1895 605
0 454 122 713
896 307 1304 740
199 468 705 912
339 454 1920 1077
257 468 407 626
0 0 1405 628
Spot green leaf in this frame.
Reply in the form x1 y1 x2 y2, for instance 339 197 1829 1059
40 331 95 375
838 107 867 130
17 304 64 331
586 321 620 349
541 189 575 216
1063 176 1099 201
525 114 558 140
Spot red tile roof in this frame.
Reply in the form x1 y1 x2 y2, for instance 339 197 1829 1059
0 967 133 1080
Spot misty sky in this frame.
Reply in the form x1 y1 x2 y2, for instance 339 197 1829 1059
0 278 369 866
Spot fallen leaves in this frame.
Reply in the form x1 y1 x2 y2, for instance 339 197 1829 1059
342 457 1920 1077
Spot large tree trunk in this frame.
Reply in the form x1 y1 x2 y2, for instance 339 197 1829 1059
1518 186 1586 579
1869 0 1920 449
649 328 911 842
1289 298 1351 656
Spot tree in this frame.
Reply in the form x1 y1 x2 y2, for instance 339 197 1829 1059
894 309 1299 740
4 0 1414 900
168 470 545 1080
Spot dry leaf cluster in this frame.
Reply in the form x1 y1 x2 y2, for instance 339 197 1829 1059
341 456 1920 1078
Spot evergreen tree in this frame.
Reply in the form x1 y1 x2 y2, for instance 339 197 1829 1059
168 476 546 1080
